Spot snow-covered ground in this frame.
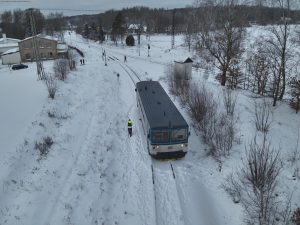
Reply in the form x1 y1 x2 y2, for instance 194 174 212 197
0 29 299 225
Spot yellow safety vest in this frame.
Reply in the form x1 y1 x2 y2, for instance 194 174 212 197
128 120 133 128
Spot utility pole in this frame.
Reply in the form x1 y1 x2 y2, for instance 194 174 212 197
29 9 45 80
171 9 175 49
104 50 107 66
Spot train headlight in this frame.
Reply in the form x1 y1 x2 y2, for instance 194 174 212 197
181 144 184 148
152 145 160 149
156 146 160 149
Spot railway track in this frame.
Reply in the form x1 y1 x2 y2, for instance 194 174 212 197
151 160 188 225
107 51 187 225
108 55 141 85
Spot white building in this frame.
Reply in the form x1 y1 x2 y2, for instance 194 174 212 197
1 48 21 65
0 34 20 54
174 57 193 80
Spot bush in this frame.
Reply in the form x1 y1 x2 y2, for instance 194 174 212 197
187 84 236 158
254 99 272 134
241 136 281 225
35 136 54 157
187 84 218 154
43 74 57 99
54 59 69 81
222 173 242 203
292 208 300 225
126 35 135 46
166 64 190 105
289 77 300 113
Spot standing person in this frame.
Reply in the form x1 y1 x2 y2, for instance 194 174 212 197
83 58 85 64
80 59 82 65
127 119 133 137
124 55 127 62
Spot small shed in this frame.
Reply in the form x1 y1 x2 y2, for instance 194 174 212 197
57 43 69 59
1 48 21 65
174 57 193 80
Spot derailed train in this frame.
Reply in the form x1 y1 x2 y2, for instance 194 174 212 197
136 81 189 159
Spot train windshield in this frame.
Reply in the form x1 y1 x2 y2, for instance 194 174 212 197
171 128 188 142
151 130 169 144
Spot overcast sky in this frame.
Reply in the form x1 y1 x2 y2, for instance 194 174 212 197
0 0 195 16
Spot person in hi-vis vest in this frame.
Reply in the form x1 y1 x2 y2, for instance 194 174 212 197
127 119 133 137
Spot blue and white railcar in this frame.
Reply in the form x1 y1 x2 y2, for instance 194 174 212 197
136 81 189 159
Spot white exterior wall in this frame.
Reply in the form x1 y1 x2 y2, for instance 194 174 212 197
185 63 192 79
1 52 21 65
175 62 192 80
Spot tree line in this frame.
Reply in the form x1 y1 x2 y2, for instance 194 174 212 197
69 5 300 34
0 8 66 39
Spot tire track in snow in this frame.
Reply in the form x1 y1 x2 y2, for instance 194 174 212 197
40 70 105 225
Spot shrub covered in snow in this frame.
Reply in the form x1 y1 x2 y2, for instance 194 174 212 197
35 136 54 157
126 35 135 46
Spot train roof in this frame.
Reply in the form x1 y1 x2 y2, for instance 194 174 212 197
136 81 188 129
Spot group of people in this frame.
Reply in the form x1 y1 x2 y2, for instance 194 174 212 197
80 58 85 65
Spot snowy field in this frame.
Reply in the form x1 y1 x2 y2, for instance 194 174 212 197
0 28 299 225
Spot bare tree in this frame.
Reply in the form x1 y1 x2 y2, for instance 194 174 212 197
265 0 292 106
246 41 271 96
187 83 218 147
214 112 235 156
184 11 197 52
223 88 237 117
68 50 77 71
43 73 58 99
292 208 300 225
53 59 69 81
289 77 300 113
241 135 281 225
187 83 236 158
254 98 273 134
45 12 66 37
195 0 245 86
166 64 190 105
227 58 243 89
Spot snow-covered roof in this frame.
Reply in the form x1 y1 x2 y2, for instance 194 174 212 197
128 24 140 30
174 57 193 64
136 81 188 129
22 34 58 42
1 47 19 56
0 37 20 43
57 43 68 50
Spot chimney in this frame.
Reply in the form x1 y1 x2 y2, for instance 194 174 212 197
3 34 7 43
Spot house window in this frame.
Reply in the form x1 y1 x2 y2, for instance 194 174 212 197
25 53 31 60
49 52 53 57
